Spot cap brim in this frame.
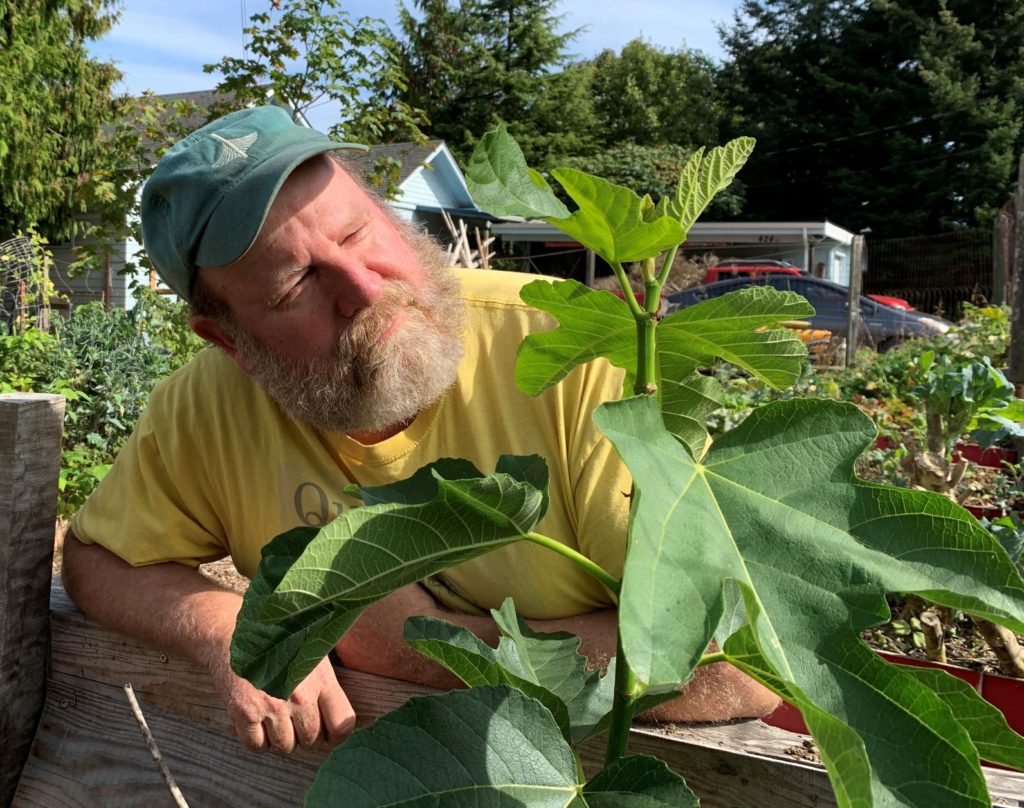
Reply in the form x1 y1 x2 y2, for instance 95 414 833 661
195 139 366 270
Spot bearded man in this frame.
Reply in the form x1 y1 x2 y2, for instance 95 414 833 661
62 106 778 757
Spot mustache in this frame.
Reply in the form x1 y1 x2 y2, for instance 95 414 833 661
336 281 420 361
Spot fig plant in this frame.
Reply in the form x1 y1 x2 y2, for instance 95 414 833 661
230 126 1024 807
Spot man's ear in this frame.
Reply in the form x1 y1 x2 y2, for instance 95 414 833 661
189 316 252 375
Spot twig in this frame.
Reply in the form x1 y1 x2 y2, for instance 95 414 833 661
123 683 191 808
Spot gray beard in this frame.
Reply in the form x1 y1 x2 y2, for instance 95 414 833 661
229 239 466 435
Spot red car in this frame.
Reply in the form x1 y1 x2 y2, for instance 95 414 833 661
704 261 913 310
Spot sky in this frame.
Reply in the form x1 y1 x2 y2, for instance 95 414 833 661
88 0 740 130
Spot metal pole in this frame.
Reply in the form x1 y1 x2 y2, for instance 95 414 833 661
845 235 865 367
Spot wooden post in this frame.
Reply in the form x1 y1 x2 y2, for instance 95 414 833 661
585 249 596 287
1009 154 1024 389
845 235 865 367
0 394 64 808
993 199 1014 306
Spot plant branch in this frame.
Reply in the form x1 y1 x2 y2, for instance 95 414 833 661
524 532 620 596
123 683 190 808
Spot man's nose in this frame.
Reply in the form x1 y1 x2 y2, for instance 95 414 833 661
323 261 384 318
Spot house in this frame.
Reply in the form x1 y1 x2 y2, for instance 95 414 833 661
345 141 490 243
47 90 489 309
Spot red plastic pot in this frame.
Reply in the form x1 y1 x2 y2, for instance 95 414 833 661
760 653 1023 738
952 443 1018 468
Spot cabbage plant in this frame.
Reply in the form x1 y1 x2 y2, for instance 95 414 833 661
230 126 1024 807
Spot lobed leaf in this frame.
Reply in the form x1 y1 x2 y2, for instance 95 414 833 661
231 457 549 697
516 280 809 407
577 756 699 807
594 395 1024 807
306 687 579 807
464 124 570 220
662 137 756 235
549 167 687 264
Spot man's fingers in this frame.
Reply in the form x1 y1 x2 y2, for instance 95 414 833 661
291 703 323 749
318 682 357 747
236 718 269 754
263 712 297 756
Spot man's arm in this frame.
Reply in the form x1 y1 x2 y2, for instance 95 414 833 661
61 530 356 754
334 584 781 721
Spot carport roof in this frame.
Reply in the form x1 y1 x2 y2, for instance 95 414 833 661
490 220 854 246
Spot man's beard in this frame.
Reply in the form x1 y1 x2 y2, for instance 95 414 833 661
228 229 466 435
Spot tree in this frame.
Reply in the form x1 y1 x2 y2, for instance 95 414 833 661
0 0 126 241
398 0 592 167
719 0 1024 237
588 39 724 150
206 0 427 190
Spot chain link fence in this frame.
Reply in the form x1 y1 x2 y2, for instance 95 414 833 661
864 229 992 320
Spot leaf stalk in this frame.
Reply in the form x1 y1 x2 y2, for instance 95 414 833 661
605 634 639 766
524 532 620 596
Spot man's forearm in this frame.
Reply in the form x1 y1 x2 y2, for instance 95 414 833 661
61 531 358 753
336 588 779 721
61 530 242 670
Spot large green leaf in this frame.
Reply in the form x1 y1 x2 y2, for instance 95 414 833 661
305 687 580 807
403 613 576 742
549 167 687 264
660 371 725 459
898 666 1024 769
464 124 570 220
659 137 756 235
515 280 810 402
576 756 699 807
231 457 549 697
657 286 814 389
594 395 1024 807
230 527 378 698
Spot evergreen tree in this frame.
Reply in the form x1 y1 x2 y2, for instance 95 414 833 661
719 0 1024 237
589 39 723 150
0 0 126 241
398 0 592 167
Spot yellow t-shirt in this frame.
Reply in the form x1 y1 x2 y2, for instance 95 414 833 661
71 269 630 618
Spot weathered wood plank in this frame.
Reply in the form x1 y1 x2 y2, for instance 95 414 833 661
21 579 1024 807
16 676 321 808
0 394 64 808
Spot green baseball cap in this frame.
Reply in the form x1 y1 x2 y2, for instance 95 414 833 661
141 105 367 300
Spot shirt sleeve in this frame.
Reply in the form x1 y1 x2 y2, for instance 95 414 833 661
69 382 229 568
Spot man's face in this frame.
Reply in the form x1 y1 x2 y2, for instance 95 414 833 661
193 155 465 437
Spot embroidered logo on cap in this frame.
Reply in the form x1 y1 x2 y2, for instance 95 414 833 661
210 132 259 168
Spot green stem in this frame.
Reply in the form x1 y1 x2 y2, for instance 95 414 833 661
611 261 644 318
656 244 679 288
524 532 620 596
698 651 727 666
605 634 639 766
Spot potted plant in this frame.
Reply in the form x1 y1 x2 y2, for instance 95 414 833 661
229 128 1024 807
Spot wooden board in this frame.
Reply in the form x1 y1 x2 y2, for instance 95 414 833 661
0 394 64 807
12 581 1024 807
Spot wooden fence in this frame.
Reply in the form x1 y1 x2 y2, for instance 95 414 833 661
2 392 1023 807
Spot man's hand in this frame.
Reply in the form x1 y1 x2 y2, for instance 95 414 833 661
61 532 357 755
209 653 355 754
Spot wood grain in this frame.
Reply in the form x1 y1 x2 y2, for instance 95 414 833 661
13 578 1024 807
0 394 64 808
